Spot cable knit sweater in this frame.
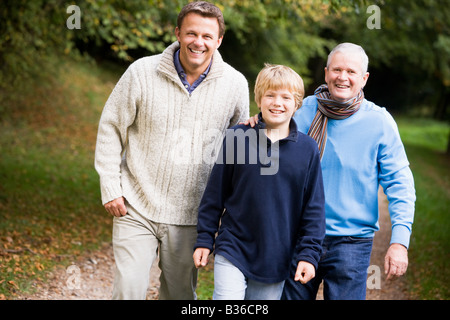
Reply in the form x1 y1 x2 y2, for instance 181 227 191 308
95 41 249 225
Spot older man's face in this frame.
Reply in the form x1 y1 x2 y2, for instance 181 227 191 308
324 51 369 102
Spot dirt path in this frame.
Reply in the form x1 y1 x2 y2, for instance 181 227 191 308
364 188 409 300
17 242 160 300
18 188 408 300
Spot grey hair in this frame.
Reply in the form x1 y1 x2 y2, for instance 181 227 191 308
327 43 369 74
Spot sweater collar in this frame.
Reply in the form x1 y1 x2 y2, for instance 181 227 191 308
157 41 225 85
256 112 299 142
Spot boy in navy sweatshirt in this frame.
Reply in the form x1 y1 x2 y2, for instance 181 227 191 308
193 64 325 300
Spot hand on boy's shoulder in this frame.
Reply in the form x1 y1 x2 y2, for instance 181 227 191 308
239 114 259 127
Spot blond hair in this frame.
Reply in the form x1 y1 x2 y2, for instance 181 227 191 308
254 64 304 110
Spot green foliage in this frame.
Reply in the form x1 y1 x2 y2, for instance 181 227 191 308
0 0 363 108
3 0 446 114
71 0 179 61
324 0 450 117
1 0 448 91
219 0 337 86
0 0 67 104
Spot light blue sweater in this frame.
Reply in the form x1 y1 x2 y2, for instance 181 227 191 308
294 96 415 248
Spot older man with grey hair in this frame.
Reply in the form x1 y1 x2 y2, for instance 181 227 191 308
246 42 415 300
283 42 415 300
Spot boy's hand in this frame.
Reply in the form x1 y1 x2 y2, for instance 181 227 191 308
294 261 315 284
240 114 259 127
193 248 211 268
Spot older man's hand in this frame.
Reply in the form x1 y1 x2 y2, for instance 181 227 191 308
384 243 408 280
240 114 259 127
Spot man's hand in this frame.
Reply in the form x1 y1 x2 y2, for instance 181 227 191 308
240 114 259 127
193 248 211 268
294 261 315 284
384 243 408 280
104 196 127 217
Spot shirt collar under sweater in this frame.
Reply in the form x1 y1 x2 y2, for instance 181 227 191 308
156 41 225 91
173 49 212 94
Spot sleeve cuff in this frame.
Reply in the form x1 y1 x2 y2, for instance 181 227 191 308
100 177 123 205
390 224 412 249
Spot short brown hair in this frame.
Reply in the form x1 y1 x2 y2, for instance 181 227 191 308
177 1 225 38
254 64 304 110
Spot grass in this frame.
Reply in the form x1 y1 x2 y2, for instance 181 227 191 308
197 258 215 300
395 117 450 299
0 57 124 299
0 56 448 300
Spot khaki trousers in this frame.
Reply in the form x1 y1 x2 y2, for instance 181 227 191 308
112 202 198 300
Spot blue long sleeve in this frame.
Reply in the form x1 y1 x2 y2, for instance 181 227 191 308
294 96 415 247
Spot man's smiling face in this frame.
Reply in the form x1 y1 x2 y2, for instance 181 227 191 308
175 12 223 77
324 51 369 102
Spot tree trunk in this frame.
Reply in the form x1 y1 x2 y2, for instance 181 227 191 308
434 84 449 121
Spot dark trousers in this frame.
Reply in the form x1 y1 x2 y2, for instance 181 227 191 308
282 235 373 300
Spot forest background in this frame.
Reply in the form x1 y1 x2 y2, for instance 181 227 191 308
0 0 448 300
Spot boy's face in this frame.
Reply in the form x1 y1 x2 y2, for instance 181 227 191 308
259 88 297 130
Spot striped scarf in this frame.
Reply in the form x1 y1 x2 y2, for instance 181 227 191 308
308 84 364 159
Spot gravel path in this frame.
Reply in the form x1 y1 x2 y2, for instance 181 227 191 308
18 188 408 300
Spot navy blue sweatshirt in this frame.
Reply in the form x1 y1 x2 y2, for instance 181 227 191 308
195 116 325 283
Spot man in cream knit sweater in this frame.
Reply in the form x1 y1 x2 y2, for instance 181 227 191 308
95 2 249 299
